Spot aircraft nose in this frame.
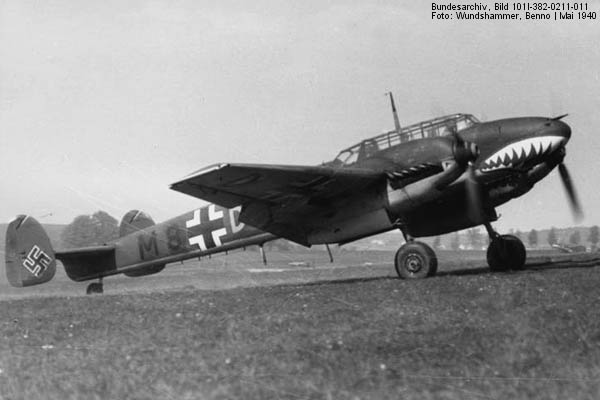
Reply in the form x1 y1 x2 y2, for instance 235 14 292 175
478 117 572 173
557 119 571 140
546 118 571 143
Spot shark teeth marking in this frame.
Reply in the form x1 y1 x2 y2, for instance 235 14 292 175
480 135 565 172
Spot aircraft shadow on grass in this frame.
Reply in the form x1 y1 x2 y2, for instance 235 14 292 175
293 256 600 288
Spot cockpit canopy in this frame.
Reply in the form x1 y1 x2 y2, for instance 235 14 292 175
331 113 479 166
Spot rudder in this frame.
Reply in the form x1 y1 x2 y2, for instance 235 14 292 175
119 210 155 237
5 215 56 287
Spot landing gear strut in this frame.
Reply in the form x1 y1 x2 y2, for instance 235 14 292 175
484 223 526 272
395 241 438 279
393 221 526 279
86 278 104 295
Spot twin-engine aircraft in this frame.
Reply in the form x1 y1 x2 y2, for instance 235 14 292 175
5 94 581 294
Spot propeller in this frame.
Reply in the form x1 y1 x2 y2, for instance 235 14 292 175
450 131 485 222
451 129 478 167
557 163 583 222
548 94 581 222
465 162 483 222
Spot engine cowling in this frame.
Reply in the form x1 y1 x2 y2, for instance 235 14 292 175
386 135 479 216
387 161 465 215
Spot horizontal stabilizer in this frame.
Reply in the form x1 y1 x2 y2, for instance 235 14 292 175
56 245 116 282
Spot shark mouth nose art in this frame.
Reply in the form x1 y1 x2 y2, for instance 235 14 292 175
480 135 566 172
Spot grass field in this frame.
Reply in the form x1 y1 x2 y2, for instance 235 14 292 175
1 250 600 399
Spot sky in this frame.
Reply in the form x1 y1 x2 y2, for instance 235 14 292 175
1 1 599 233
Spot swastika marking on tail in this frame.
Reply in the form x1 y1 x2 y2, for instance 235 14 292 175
22 245 52 277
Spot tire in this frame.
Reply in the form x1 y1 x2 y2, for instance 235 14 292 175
86 282 104 295
487 234 526 272
395 241 438 279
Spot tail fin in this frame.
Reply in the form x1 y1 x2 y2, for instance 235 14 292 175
119 210 165 277
119 210 155 237
5 215 56 287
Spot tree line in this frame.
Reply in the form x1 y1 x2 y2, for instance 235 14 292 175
60 211 119 248
59 210 600 253
526 226 599 249
437 226 600 251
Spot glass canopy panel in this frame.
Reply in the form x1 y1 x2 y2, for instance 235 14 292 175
330 114 480 166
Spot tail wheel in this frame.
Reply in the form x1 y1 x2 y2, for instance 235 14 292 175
487 234 526 272
86 282 104 295
395 241 438 279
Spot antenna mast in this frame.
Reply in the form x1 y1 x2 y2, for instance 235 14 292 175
386 91 402 135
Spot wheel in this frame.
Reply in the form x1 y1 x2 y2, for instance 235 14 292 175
486 234 526 272
395 241 438 279
86 282 104 295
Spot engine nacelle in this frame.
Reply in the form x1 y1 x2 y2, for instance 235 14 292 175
401 202 496 237
386 160 494 237
387 161 465 215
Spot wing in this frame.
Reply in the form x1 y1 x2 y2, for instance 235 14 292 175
170 163 386 244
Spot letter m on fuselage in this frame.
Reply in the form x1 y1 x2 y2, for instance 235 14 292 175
137 232 159 260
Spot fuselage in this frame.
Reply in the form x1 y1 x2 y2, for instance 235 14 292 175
108 115 572 274
109 204 275 274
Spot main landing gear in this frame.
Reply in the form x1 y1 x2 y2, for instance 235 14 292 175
86 278 104 295
394 223 526 279
394 237 438 279
483 223 526 272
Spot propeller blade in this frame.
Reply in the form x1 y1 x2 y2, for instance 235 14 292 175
465 164 483 222
558 163 583 221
